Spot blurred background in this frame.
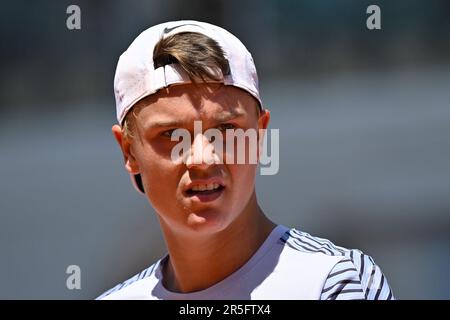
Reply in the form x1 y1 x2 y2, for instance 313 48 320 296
1 0 449 299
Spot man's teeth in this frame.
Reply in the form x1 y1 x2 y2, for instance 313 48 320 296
191 183 220 192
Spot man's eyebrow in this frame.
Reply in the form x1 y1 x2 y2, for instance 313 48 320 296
144 110 247 131
144 119 186 131
215 110 246 122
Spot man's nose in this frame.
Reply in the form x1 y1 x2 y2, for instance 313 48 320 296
185 133 220 169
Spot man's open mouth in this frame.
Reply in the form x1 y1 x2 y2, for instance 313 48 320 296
185 183 225 196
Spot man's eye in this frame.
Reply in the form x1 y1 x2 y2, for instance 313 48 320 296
217 123 236 131
161 129 176 138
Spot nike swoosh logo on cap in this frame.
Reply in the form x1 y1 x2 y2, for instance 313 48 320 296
163 23 202 34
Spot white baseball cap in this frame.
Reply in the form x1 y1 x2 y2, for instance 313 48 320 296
114 20 263 194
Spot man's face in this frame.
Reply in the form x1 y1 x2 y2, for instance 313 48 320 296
113 84 270 235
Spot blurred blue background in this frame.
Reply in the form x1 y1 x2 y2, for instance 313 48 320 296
0 0 449 299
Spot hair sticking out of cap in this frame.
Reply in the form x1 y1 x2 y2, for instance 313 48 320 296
153 32 230 83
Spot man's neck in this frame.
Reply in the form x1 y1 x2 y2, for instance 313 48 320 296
159 195 276 293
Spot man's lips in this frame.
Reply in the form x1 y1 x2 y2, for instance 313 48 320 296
182 178 226 200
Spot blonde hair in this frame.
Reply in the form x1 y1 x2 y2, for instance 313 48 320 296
122 32 230 139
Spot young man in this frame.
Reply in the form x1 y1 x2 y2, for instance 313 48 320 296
98 20 394 300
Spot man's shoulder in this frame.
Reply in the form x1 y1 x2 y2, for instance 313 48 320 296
96 260 161 300
281 228 394 300
281 228 357 256
281 227 380 285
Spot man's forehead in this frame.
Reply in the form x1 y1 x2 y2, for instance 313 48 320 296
145 83 252 105
135 84 256 122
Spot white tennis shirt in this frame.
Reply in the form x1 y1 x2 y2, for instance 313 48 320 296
97 225 394 300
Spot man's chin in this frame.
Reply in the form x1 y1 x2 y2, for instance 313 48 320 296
185 210 230 233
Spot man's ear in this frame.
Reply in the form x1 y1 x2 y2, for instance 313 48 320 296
258 108 270 130
111 124 140 174
257 108 270 160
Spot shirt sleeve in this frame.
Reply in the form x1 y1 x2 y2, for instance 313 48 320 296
320 251 395 300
